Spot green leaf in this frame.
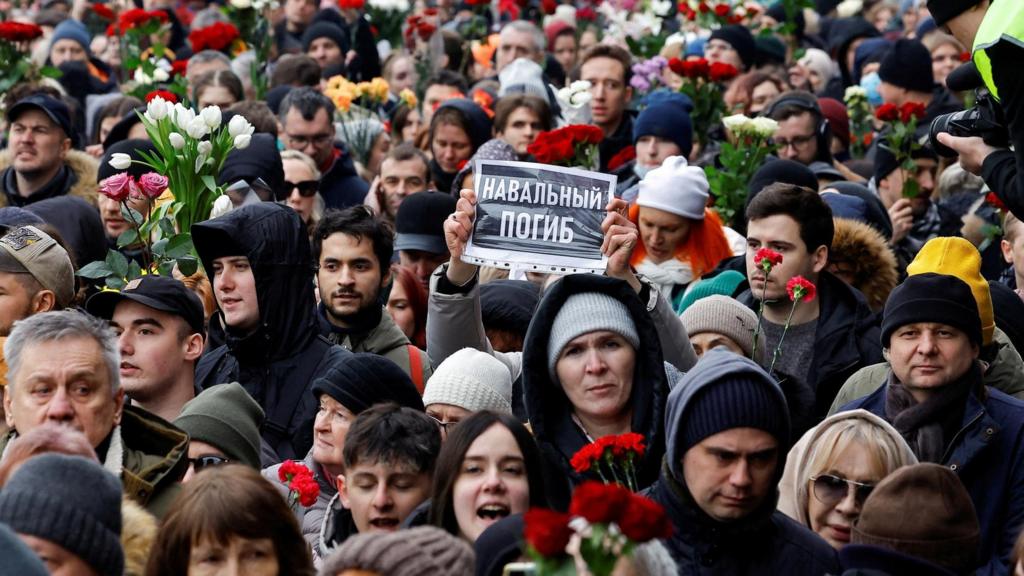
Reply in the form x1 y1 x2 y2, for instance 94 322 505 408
165 234 194 259
117 228 140 247
77 260 114 279
202 175 218 193
151 238 168 257
106 250 130 279
176 256 199 277
158 217 176 238
106 276 126 290
120 204 144 225
39 65 62 79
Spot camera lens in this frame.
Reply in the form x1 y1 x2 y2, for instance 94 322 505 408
929 109 975 158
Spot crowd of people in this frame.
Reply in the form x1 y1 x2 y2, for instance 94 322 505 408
0 0 1022 574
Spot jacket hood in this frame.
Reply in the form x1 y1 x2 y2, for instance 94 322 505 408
520 274 668 479
192 203 318 361
777 409 917 527
830 217 899 312
664 348 790 481
827 18 880 84
0 149 98 208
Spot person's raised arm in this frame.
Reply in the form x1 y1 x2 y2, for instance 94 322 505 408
443 187 480 287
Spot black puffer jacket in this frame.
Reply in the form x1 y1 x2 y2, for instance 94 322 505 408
192 203 349 463
521 274 676 510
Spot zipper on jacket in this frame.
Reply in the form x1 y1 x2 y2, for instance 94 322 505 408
940 408 985 465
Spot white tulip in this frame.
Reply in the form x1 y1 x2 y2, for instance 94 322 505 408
569 80 592 93
186 116 210 139
133 69 152 85
750 117 779 138
169 132 186 149
569 91 592 108
234 134 252 149
197 141 213 155
173 105 196 132
109 153 132 170
228 114 254 138
147 97 169 121
153 68 169 83
210 194 233 219
200 106 222 130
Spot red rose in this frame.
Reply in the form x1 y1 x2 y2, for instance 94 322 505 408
713 3 729 16
90 3 116 20
0 21 44 42
874 103 899 122
569 481 630 525
683 58 710 80
667 57 686 76
618 493 672 542
899 102 926 123
709 61 739 82
338 0 365 8
986 192 1007 211
959 51 971 62
524 508 573 557
754 247 782 269
577 6 596 20
727 13 743 24
117 8 167 31
863 132 873 146
106 23 117 36
170 59 188 77
189 21 240 52
786 275 816 302
415 21 436 40
541 0 557 13
466 0 489 5
607 145 636 172
145 89 178 104
697 1 710 12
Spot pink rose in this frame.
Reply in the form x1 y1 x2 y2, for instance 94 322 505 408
138 172 168 199
99 173 132 202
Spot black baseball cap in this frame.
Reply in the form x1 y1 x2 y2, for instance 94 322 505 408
394 190 456 255
86 275 206 335
7 94 74 142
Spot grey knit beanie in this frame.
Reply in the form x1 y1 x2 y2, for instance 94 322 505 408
0 454 124 576
318 526 474 576
547 292 640 381
680 295 763 363
174 382 265 470
423 348 513 414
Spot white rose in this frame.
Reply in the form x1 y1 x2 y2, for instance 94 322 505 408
152 68 169 82
186 116 210 139
200 106 222 130
197 141 213 155
173 105 196 132
109 153 132 170
147 97 169 121
844 86 867 101
234 134 252 149
228 114 254 138
722 113 752 134
230 0 252 8
169 132 186 149
750 116 779 138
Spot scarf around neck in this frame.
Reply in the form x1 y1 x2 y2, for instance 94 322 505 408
884 363 980 463
636 257 694 298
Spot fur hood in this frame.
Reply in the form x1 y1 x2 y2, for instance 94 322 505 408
0 149 98 207
829 217 898 312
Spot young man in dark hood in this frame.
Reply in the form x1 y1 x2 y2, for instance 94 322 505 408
650 348 839 574
192 203 349 464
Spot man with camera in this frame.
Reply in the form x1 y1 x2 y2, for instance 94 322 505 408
929 0 1024 218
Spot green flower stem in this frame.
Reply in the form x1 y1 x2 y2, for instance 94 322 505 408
768 292 803 377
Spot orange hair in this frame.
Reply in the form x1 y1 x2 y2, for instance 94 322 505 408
629 204 734 278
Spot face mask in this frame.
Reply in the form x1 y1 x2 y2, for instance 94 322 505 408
860 72 883 106
633 164 653 179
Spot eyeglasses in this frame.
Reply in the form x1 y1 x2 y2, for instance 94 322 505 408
287 133 334 148
285 179 319 198
810 474 876 506
773 133 816 150
188 455 230 473
428 414 461 435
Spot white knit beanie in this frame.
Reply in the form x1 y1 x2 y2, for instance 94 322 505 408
422 348 514 414
636 155 709 220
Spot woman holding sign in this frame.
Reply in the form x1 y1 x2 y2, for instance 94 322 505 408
628 156 744 312
430 188 698 508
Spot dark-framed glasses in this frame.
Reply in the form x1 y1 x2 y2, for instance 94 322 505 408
810 474 875 506
284 179 320 198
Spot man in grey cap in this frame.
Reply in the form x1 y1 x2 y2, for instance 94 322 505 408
0 225 74 336
395 191 456 289
1 94 97 207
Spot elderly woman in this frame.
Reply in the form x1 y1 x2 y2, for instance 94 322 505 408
778 409 918 549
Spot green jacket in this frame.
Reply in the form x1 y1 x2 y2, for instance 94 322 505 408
828 327 1024 415
0 406 188 519
324 307 432 389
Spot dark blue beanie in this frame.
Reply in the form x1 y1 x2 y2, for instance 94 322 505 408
680 376 790 454
312 352 425 413
50 19 91 56
634 96 694 158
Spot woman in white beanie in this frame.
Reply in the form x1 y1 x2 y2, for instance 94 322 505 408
422 348 514 440
628 156 742 311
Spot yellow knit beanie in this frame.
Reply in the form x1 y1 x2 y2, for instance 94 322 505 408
906 237 994 345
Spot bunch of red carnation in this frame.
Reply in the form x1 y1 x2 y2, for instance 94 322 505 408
278 460 320 507
189 21 240 53
570 432 645 493
874 101 926 124
524 482 672 575
404 14 436 44
526 124 603 167
0 21 44 43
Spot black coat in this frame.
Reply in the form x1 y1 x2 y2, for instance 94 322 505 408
981 40 1024 224
192 203 350 462
520 274 672 510
320 143 370 210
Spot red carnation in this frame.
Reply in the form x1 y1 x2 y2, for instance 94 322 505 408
0 21 44 42
145 90 178 104
611 432 646 458
415 21 436 40
607 145 636 172
423 7 438 15
786 275 816 303
90 3 116 20
727 13 744 23
874 103 899 122
524 508 573 557
170 59 188 77
986 192 1007 211
754 247 782 270
618 493 673 542
278 459 304 482
338 0 365 7
667 57 686 76
697 1 710 12
541 0 557 13
569 481 631 525
713 3 729 16
709 61 739 82
117 8 167 31
899 101 926 123
577 6 596 20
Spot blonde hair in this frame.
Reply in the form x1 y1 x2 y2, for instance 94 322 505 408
797 417 916 525
280 149 322 180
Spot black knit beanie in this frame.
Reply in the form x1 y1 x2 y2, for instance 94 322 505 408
926 0 984 27
874 137 940 182
312 352 425 414
680 376 790 454
0 454 124 576
216 133 285 194
301 21 347 52
881 273 982 347
709 25 757 70
745 158 819 211
98 139 158 182
878 39 934 93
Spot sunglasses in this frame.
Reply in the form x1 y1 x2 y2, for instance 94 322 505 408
284 179 319 198
188 455 231 473
810 474 875 506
